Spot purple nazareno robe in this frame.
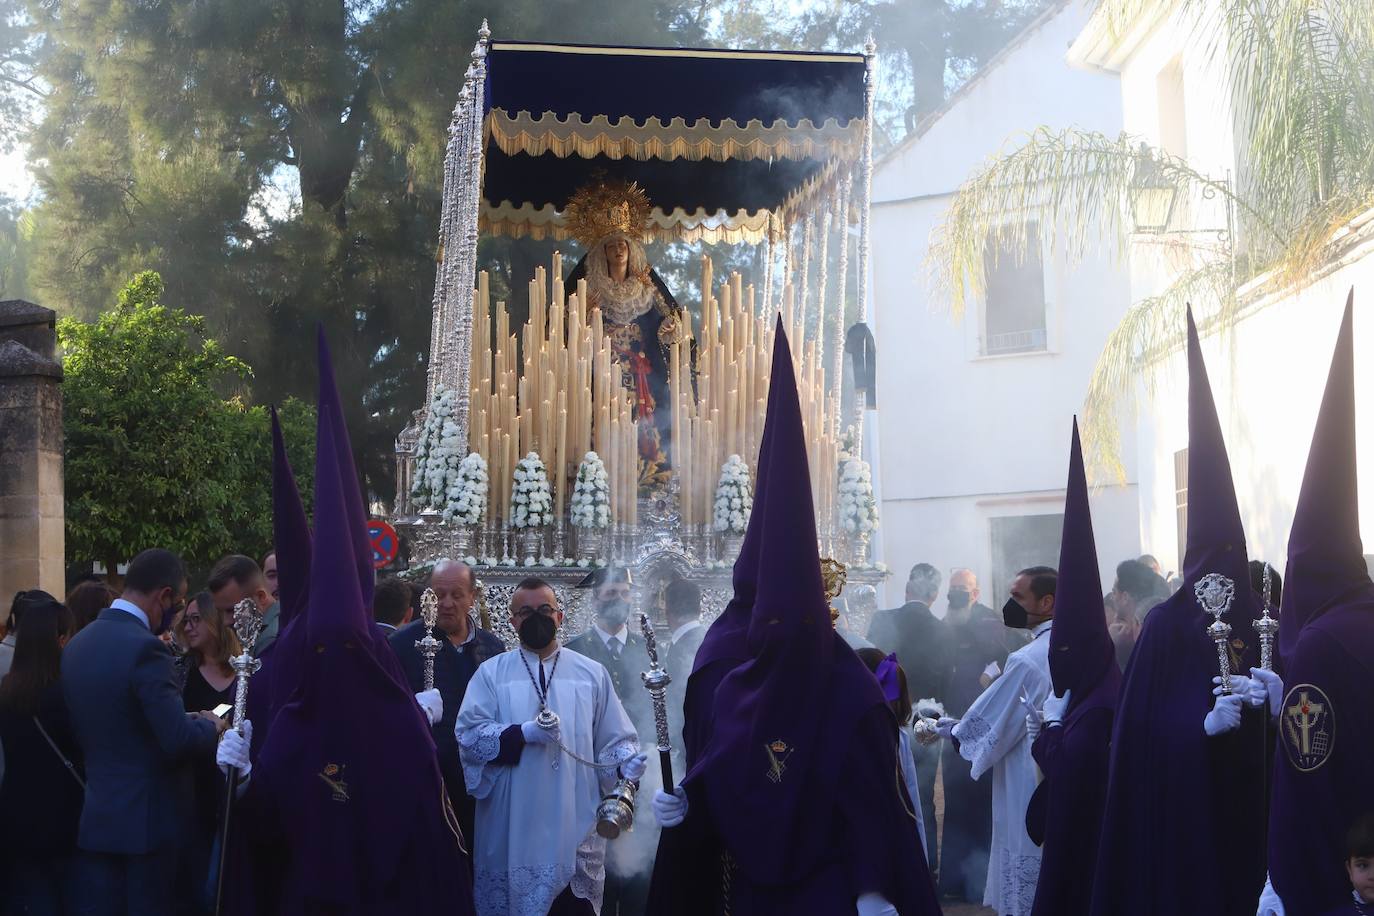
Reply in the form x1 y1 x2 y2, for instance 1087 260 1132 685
1026 419 1120 916
1269 293 1374 914
647 322 940 916
1089 309 1268 916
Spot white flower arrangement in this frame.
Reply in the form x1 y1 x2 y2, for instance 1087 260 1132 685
712 454 753 534
445 451 488 525
511 452 553 529
411 386 463 511
570 452 611 530
838 456 879 536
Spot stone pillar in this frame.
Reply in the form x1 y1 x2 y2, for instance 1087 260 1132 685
0 301 64 599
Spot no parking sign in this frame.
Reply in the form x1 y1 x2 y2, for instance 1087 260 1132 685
367 520 400 569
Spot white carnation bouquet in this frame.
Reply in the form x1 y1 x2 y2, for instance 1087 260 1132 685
838 456 879 535
712 454 753 534
446 451 487 525
412 386 463 511
511 452 553 528
570 452 611 529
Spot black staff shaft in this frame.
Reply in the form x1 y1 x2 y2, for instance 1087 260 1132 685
213 766 239 916
658 747 675 794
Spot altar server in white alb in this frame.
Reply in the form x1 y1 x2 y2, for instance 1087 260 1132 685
456 577 647 916
935 567 1057 916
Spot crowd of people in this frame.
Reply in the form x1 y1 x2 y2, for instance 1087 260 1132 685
0 310 1370 916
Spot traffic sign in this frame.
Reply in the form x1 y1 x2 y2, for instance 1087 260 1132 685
367 519 400 569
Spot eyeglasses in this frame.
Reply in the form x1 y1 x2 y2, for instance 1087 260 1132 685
183 614 203 629
512 604 557 620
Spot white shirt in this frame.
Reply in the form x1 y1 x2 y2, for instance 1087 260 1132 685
669 620 702 645
456 645 639 916
110 598 150 630
953 619 1053 916
593 623 627 654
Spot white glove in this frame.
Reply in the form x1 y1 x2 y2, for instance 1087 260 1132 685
1256 872 1285 916
982 661 1002 681
521 720 560 745
620 751 649 781
653 787 688 827
415 688 443 726
1025 712 1042 741
935 717 958 740
217 720 252 778
856 892 899 916
1204 693 1245 736
1043 689 1072 724
1213 675 1263 707
1249 668 1285 719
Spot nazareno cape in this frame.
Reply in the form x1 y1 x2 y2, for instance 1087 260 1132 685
228 330 473 915
646 321 939 915
1269 292 1374 913
1026 418 1120 916
1089 309 1268 916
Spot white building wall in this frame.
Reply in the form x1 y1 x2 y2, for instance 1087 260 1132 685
871 0 1141 610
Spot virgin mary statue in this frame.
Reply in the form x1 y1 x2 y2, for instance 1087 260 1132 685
563 178 692 485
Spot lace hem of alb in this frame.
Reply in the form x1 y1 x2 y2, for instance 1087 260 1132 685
996 853 1041 916
473 833 606 916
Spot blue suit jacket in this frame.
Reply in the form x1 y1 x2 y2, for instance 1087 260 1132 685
61 607 220 854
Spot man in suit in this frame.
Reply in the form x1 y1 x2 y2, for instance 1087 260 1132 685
61 548 225 916
389 559 504 845
564 566 655 915
868 562 951 875
663 577 705 774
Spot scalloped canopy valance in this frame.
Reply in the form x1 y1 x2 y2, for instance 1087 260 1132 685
479 41 869 244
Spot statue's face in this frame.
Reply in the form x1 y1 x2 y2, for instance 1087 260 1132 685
604 237 630 272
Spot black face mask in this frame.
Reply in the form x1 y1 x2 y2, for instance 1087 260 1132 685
947 589 971 611
597 598 631 627
518 614 557 651
1002 598 1029 629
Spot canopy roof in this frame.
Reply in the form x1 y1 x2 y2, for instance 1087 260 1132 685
480 41 869 244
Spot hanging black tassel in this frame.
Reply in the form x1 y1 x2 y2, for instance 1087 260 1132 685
845 321 877 408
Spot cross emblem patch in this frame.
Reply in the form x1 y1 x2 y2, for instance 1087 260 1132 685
1282 683 1334 772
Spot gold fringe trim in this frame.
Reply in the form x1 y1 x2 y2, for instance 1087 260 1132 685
487 109 863 163
480 159 848 245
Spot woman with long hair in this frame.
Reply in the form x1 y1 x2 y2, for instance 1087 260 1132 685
0 590 82 915
857 647 929 857
172 591 239 913
64 580 118 634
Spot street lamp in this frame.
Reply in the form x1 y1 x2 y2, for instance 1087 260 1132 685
1130 142 1178 234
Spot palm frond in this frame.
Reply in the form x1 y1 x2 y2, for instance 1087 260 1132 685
1080 261 1234 484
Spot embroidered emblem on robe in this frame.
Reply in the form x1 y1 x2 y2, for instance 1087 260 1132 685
1282 684 1334 772
764 740 791 783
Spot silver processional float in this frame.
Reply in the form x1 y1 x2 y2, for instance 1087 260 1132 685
388 26 892 648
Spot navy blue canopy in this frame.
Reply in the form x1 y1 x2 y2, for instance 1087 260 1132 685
478 41 869 244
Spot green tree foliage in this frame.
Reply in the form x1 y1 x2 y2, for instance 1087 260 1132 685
21 0 1047 504
61 271 315 572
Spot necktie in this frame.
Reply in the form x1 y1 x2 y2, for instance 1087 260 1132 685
609 639 622 661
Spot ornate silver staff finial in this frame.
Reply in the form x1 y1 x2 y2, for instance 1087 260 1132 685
1195 573 1237 693
229 598 265 727
1254 562 1279 671
417 588 442 693
640 613 675 792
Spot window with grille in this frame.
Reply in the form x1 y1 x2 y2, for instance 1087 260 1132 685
982 222 1047 355
1175 448 1189 567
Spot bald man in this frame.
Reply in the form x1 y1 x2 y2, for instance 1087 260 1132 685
390 559 506 843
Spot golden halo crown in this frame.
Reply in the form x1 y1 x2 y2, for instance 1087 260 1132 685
563 177 654 248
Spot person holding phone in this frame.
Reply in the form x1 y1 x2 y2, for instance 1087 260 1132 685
173 591 241 913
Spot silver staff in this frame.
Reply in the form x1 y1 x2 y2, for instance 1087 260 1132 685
1195 573 1237 693
417 588 442 692
639 612 675 791
215 598 264 916
1253 562 1279 671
